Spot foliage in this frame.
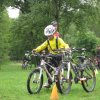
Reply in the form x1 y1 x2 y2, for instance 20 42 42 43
0 10 11 62
62 23 77 46
9 14 34 60
76 31 97 54
97 37 100 46
0 0 100 60
9 1 56 60
9 5 51 60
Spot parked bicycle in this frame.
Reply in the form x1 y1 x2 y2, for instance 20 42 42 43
22 51 32 69
56 48 96 94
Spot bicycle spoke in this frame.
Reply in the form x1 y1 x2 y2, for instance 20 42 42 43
27 68 43 94
81 63 96 92
56 63 72 94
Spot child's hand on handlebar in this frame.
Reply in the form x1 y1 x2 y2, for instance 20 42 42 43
31 49 36 54
65 48 71 52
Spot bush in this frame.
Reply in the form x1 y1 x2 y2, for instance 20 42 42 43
76 31 97 55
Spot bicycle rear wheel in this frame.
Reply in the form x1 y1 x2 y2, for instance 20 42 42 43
56 63 72 94
81 61 96 92
27 68 43 94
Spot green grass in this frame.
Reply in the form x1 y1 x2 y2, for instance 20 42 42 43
0 61 100 100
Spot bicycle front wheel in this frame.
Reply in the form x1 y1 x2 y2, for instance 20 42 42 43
27 68 43 94
22 61 28 69
56 63 72 94
81 61 96 92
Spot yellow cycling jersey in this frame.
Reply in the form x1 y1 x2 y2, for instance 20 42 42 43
34 37 69 54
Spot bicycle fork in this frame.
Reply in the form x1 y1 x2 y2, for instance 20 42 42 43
67 62 71 80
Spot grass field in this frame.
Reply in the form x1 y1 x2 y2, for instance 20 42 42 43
0 61 100 100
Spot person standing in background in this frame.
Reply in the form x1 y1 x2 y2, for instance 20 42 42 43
51 21 61 37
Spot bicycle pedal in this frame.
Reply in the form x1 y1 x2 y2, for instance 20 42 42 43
80 77 86 81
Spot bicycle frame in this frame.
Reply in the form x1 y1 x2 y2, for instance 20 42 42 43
38 54 57 83
60 50 72 80
66 48 95 82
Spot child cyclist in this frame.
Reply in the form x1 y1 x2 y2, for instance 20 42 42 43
32 25 70 88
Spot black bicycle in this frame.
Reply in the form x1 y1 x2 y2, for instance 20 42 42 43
56 48 96 94
22 51 32 69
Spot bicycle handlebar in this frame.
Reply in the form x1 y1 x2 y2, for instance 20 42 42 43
71 48 86 52
31 47 86 59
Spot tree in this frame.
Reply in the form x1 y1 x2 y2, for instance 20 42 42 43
0 9 11 61
76 31 97 54
1 0 100 60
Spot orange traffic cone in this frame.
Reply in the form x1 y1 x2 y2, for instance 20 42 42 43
50 84 59 100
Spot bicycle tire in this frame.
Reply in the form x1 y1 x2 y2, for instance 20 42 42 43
81 61 96 92
56 63 72 94
27 68 43 94
22 61 28 69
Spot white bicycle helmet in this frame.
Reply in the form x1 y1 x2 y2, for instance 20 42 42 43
44 25 56 36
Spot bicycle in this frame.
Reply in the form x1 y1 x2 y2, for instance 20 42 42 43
22 51 32 69
56 48 96 94
27 51 63 94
